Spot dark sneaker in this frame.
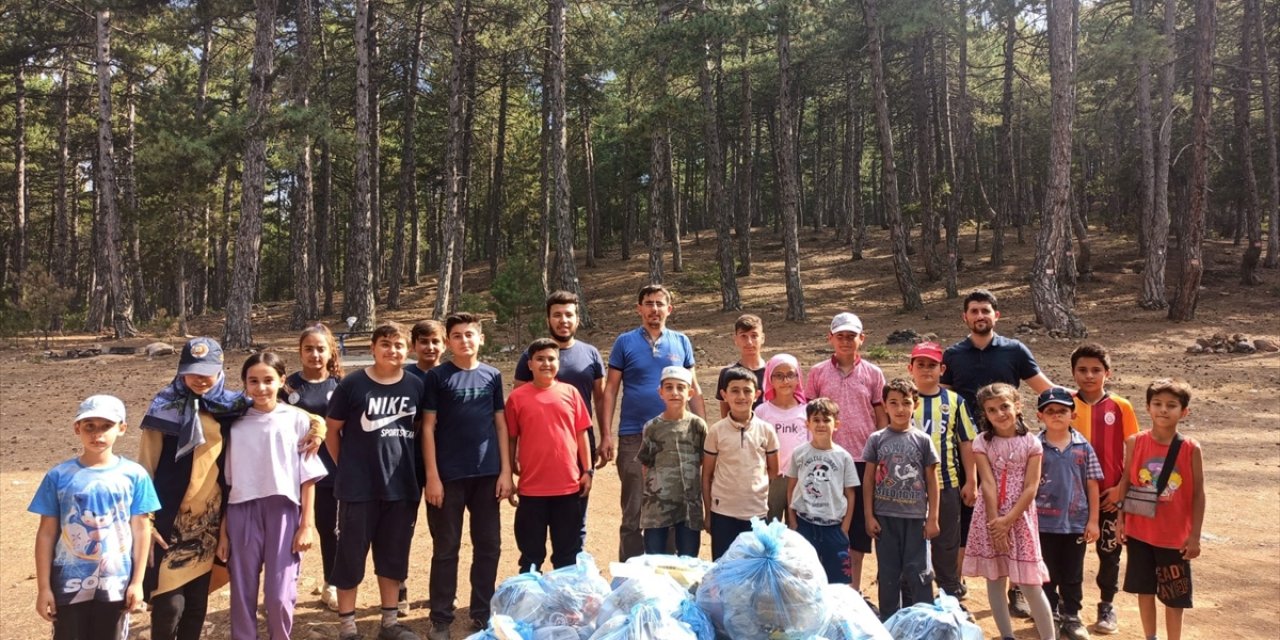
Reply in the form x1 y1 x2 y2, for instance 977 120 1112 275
1008 587 1032 619
427 621 451 640
470 618 487 631
1094 602 1119 635
953 581 969 601
1060 615 1090 640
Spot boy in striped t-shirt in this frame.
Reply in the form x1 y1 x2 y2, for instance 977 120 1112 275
1070 344 1139 635
907 342 977 600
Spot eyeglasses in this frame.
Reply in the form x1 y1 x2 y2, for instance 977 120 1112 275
640 301 668 309
771 373 799 381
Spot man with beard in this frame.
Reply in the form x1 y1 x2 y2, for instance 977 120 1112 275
601 284 706 561
942 288 1053 615
513 291 607 545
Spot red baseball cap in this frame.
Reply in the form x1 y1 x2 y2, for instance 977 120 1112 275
910 341 944 363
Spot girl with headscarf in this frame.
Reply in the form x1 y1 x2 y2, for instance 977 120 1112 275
755 353 809 521
138 338 323 640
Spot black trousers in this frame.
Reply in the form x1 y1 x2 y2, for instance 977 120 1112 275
514 492 583 573
314 482 339 585
148 571 212 640
52 599 126 640
427 475 501 625
1095 508 1123 603
1040 531 1087 617
932 487 963 594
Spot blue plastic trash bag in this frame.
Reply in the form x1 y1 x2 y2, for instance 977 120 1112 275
587 600 697 640
464 615 534 640
694 519 828 640
530 552 611 632
618 554 715 591
815 585 893 640
882 593 982 640
492 571 548 622
597 574 713 640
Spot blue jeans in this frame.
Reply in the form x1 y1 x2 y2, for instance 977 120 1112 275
643 523 702 557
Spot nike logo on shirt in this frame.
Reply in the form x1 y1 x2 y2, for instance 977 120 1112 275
360 410 417 432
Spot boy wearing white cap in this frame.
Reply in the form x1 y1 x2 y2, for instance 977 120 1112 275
805 312 888 590
636 366 709 557
30 395 161 640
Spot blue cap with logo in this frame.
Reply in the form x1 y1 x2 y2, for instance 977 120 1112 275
1037 387 1075 410
178 337 225 376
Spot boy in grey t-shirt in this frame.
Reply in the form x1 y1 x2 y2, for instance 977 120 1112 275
786 398 860 584
863 378 941 621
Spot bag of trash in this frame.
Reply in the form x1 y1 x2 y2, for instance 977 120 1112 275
882 593 983 640
587 600 697 640
530 552 611 631
694 519 828 640
491 571 548 622
464 615 534 640
597 573 713 640
815 585 893 640
615 554 715 591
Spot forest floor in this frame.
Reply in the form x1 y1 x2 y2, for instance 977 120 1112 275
1 223 1277 639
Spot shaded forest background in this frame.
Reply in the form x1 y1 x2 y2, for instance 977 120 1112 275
0 0 1276 347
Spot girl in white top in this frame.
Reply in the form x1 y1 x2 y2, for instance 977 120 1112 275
217 352 327 640
755 353 809 521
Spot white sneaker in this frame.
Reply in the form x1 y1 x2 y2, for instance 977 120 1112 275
322 584 340 611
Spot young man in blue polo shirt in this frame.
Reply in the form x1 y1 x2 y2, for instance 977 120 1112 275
600 284 706 561
941 289 1054 617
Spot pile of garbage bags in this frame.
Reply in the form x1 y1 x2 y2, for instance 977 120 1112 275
882 592 982 640
472 519 902 640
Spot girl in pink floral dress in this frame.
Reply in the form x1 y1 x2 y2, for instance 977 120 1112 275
963 383 1056 640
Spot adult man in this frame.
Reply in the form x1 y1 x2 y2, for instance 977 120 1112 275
942 288 1053 613
600 284 706 561
513 291 607 544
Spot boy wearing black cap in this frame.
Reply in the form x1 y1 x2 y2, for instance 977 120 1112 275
1035 387 1103 640
31 395 161 640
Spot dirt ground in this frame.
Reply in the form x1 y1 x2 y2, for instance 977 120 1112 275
1 226 1277 639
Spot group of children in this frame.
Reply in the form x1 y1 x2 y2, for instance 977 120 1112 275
30 302 1205 640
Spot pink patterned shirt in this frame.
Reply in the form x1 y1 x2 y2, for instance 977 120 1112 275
805 357 886 462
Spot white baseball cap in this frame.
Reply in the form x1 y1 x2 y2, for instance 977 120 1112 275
829 312 863 335
75 395 127 424
660 366 693 385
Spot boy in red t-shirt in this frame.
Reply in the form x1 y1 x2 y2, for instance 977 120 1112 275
1116 379 1204 640
506 338 593 573
1069 343 1139 634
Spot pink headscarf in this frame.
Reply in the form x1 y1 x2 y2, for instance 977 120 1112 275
763 353 807 404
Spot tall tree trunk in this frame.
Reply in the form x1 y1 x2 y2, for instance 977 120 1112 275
698 2 740 311
488 58 509 280
225 0 280 349
993 2 1016 267
346 0 377 329
735 37 753 276
10 59 26 304
1142 0 1175 308
452 46 478 299
213 163 235 311
937 15 960 298
122 79 152 322
582 98 600 269
863 0 923 311
368 0 382 295
850 84 867 260
547 0 590 324
191 16 214 321
1133 0 1155 257
913 35 942 281
647 10 673 285
1169 0 1213 321
86 164 108 334
1254 0 1280 268
538 26 552 292
53 54 71 292
290 0 319 326
776 3 806 320
1235 3 1262 285
318 142 334 314
1031 0 1086 337
94 9 138 338
388 1 424 310
620 74 634 261
434 0 470 316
